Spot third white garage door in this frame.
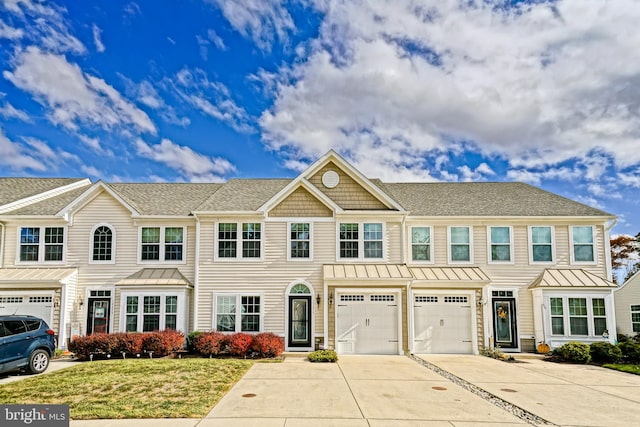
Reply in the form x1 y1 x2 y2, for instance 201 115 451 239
336 292 399 354
413 294 474 354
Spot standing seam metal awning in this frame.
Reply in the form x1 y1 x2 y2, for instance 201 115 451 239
0 268 77 284
323 264 490 284
528 269 616 289
115 268 192 287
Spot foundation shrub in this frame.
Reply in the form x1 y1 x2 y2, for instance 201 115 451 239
228 333 253 357
186 331 203 353
558 341 591 364
68 333 118 360
308 349 338 363
141 329 185 357
250 333 284 358
618 341 640 363
113 333 144 356
193 332 227 356
590 341 622 364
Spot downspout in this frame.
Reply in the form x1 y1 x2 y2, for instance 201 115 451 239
604 218 617 282
192 215 201 333
0 222 4 268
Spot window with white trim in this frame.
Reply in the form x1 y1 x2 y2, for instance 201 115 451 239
548 296 608 337
572 226 595 263
92 225 114 262
124 294 180 332
339 222 383 259
411 226 432 262
289 223 310 259
139 227 184 262
215 295 261 332
217 222 262 259
632 305 640 333
530 226 553 262
19 226 64 262
489 226 512 262
449 226 471 263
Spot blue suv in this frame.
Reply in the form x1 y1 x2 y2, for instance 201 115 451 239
0 315 56 375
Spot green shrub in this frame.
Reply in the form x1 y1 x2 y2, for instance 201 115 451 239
186 331 203 353
558 341 591 364
617 333 630 343
590 341 622 364
619 341 640 363
308 349 338 363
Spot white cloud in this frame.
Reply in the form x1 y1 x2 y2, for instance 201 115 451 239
169 67 252 133
0 128 45 171
208 29 226 50
618 169 640 188
458 162 496 182
259 0 640 181
135 138 236 182
207 0 295 51
0 19 23 39
0 101 30 121
4 47 156 134
80 165 101 177
92 23 105 52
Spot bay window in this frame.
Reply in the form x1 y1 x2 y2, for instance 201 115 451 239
124 293 182 332
547 295 610 338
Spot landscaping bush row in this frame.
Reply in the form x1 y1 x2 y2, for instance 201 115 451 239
69 330 185 360
191 332 284 358
553 340 640 364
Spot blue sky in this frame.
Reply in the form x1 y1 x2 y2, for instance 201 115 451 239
0 0 639 235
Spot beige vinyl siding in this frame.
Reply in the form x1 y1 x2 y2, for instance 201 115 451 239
197 220 333 335
69 191 197 334
386 221 403 263
615 273 640 336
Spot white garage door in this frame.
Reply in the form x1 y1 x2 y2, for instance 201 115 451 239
413 295 473 354
336 293 399 354
0 295 54 324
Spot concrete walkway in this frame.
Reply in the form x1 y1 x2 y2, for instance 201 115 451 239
417 354 640 427
0 358 80 385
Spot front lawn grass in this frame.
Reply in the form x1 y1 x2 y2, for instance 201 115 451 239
0 358 253 419
603 364 640 375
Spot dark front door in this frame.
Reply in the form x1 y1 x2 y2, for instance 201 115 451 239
492 298 518 349
288 296 311 348
87 298 110 335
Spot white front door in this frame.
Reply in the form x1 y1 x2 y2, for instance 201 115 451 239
413 294 473 354
336 293 399 354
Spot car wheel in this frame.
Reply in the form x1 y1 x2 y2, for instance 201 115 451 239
27 349 50 374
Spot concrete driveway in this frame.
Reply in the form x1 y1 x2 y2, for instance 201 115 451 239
417 354 640 427
0 358 80 385
203 355 525 426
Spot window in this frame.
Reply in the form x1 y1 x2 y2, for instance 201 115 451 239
19 226 65 262
411 227 432 262
290 223 311 259
139 227 184 262
569 298 588 335
530 226 553 262
489 226 512 262
124 294 181 333
548 296 609 337
550 297 564 335
592 298 607 335
92 225 113 262
215 295 261 332
449 226 472 262
339 222 383 259
363 223 383 258
572 226 595 263
632 305 640 333
217 222 262 259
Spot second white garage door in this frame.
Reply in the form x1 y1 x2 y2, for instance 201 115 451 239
336 292 399 354
413 294 474 354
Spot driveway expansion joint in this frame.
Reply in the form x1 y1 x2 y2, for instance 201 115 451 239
409 354 556 426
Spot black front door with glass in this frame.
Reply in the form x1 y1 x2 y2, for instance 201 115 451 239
87 298 110 335
492 295 518 349
288 295 311 348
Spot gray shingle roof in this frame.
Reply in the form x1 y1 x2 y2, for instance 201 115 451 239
0 178 86 207
3 186 90 215
106 183 223 216
195 179 291 212
378 182 612 217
